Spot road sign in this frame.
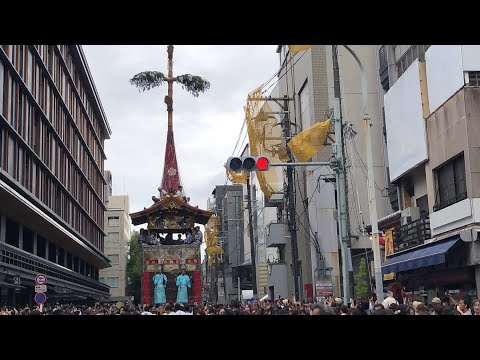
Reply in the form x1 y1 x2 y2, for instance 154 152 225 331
35 274 47 285
34 292 47 305
35 285 47 293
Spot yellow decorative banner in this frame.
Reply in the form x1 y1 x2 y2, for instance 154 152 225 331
383 229 395 281
225 166 247 184
287 118 331 162
244 85 286 200
288 45 312 54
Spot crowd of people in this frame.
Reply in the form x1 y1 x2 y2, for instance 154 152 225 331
3 292 479 315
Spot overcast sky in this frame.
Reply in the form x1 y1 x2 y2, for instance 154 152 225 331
83 45 278 230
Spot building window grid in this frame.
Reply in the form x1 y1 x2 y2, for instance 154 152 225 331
0 47 106 250
0 53 106 215
51 46 105 162
396 45 430 78
27 47 106 197
378 45 388 72
467 71 480 86
2 108 104 248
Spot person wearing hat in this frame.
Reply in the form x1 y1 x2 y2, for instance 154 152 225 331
431 297 441 305
176 268 191 304
153 269 168 306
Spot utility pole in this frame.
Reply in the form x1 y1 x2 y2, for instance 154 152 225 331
282 95 300 301
246 175 257 298
332 45 352 301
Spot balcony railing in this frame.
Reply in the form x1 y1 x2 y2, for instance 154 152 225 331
393 217 431 252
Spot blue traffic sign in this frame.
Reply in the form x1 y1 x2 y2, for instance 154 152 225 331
34 292 47 305
35 274 47 285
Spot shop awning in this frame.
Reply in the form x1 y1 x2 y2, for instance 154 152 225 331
382 237 460 274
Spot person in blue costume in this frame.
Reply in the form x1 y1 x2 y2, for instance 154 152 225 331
153 269 168 305
176 268 191 304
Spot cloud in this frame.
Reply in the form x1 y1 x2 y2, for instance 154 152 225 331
83 45 278 221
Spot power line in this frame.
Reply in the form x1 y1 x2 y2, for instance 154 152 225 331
344 129 364 234
350 136 387 194
261 50 308 95
231 119 247 157
236 131 248 157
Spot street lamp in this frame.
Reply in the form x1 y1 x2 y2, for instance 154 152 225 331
342 45 384 303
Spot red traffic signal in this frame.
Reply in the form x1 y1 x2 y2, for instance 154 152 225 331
226 156 270 172
256 157 270 171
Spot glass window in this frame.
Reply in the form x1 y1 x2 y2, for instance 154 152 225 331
48 242 56 262
105 277 119 288
37 235 46 258
107 232 119 242
435 154 467 210
108 216 119 226
107 254 119 264
58 247 65 266
23 226 34 254
7 135 14 176
66 252 73 269
5 217 19 247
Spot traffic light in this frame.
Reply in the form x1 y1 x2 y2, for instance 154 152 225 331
226 156 270 172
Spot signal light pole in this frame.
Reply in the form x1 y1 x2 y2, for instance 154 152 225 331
246 174 257 299
225 155 271 299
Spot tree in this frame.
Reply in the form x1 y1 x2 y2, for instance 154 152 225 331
354 257 369 300
126 232 142 303
129 45 210 130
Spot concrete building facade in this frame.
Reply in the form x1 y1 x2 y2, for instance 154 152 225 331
0 45 111 305
265 45 390 300
207 184 244 303
99 193 131 298
379 45 480 300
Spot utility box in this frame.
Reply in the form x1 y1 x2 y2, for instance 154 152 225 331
266 222 287 248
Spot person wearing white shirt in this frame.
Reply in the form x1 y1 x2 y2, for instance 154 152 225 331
176 185 185 197
158 187 167 197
